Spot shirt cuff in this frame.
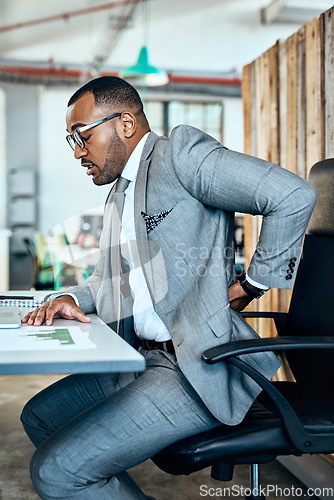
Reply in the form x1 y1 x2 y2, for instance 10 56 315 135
246 273 270 291
43 292 80 307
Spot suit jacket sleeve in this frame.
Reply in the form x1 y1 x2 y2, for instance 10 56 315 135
167 125 317 289
59 195 114 313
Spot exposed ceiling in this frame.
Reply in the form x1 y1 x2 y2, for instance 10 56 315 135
0 0 228 66
0 0 332 88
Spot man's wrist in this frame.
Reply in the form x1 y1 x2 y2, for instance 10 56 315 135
43 292 80 306
245 273 270 291
238 273 267 299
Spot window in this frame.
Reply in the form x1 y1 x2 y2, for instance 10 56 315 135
144 100 223 141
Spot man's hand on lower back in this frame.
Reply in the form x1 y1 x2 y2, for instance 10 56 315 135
228 281 253 312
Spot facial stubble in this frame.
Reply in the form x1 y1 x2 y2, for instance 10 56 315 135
92 130 127 186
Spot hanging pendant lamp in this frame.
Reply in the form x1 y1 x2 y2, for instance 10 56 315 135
120 0 168 87
121 45 168 87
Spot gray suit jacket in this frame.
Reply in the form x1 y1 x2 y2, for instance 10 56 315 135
66 126 316 425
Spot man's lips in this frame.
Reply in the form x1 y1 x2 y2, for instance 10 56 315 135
82 162 97 176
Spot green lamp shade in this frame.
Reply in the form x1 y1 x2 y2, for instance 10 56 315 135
121 46 168 87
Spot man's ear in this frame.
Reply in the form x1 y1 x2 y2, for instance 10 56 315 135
120 112 137 138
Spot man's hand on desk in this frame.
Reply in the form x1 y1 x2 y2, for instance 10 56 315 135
21 296 91 326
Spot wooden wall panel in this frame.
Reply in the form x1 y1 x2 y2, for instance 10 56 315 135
286 33 298 175
242 7 332 338
268 43 279 166
277 38 291 314
324 7 334 158
296 26 306 179
242 64 252 157
305 16 324 174
278 39 287 169
242 63 257 331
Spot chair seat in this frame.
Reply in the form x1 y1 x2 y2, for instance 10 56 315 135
152 382 334 476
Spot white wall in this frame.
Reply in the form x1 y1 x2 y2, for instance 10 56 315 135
222 97 244 152
0 87 6 230
0 87 10 289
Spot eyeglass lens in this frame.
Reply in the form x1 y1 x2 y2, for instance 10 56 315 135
67 135 76 150
67 131 84 151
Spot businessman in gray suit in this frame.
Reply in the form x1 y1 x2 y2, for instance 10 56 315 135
21 76 316 499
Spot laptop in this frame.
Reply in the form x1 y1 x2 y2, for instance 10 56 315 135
0 307 21 329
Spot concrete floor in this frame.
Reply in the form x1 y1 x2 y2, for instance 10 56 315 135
0 374 320 500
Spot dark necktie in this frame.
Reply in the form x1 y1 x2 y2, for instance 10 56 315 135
111 177 129 332
111 177 138 347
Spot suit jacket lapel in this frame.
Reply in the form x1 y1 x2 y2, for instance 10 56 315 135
134 131 159 302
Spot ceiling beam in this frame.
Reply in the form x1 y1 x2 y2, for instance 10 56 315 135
0 0 145 34
261 0 286 24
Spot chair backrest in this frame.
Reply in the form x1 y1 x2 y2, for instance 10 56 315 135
284 159 334 395
307 158 334 236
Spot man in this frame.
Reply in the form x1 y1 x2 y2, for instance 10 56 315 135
21 76 316 499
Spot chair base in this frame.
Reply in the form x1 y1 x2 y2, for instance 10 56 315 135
211 462 234 481
245 464 266 500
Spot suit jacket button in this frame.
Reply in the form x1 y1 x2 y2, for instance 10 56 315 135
291 257 297 262
289 261 296 268
286 274 293 280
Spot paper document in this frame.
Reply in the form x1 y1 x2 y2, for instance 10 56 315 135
0 326 97 351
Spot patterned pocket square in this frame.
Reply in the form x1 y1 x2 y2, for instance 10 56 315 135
141 209 174 234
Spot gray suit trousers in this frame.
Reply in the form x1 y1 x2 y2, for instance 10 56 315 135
21 348 221 499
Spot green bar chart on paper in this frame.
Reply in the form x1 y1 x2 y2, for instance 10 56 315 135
0 326 96 351
26 328 74 345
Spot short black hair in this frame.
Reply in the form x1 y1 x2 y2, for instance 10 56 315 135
68 76 144 113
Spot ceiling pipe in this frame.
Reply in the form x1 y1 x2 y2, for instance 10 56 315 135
167 74 241 86
0 65 84 78
0 65 241 87
0 0 144 34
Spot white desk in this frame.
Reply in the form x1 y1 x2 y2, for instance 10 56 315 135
0 291 145 375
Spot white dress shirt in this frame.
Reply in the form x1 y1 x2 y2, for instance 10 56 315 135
120 133 171 342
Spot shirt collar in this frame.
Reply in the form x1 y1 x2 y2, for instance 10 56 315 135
121 132 150 183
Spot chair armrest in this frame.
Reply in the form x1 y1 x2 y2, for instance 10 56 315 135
240 311 287 335
202 336 334 365
240 311 286 319
202 336 334 453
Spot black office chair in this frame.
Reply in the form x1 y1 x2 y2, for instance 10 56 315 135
152 160 334 500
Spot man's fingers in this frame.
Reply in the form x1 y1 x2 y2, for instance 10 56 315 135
21 312 32 323
24 306 50 326
21 297 91 326
229 296 253 312
26 309 40 325
44 304 60 325
32 308 48 326
47 301 91 324
70 307 91 323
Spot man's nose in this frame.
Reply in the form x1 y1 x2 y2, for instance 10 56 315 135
74 144 87 160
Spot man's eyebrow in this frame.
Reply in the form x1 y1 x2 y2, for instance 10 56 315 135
70 122 86 132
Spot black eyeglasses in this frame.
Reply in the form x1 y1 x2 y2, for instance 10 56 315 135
66 112 122 151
